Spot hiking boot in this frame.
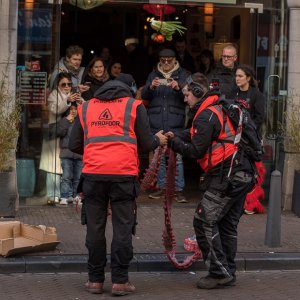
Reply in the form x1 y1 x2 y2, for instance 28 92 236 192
197 274 233 289
149 189 164 199
223 274 237 286
85 281 103 294
175 191 188 203
111 282 136 296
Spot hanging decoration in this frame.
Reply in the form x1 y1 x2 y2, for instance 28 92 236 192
69 0 107 10
143 4 176 16
144 4 187 42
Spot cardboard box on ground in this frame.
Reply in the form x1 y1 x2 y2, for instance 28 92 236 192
0 221 60 257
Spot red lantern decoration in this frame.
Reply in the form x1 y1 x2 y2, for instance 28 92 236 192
143 4 176 16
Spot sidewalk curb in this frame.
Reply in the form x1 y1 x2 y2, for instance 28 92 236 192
1 252 300 273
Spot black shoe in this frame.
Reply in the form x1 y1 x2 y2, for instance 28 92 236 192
175 191 188 203
149 189 164 199
197 274 233 289
223 274 236 286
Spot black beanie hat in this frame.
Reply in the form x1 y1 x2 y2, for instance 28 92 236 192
116 73 137 96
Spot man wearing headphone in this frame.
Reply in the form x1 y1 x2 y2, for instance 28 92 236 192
167 73 255 289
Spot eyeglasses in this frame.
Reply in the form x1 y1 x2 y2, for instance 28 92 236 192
60 82 72 87
160 58 174 64
221 55 236 60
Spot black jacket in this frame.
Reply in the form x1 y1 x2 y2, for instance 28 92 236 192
57 117 82 160
69 80 160 180
235 86 266 132
169 91 254 176
208 62 237 99
81 73 109 101
141 65 187 135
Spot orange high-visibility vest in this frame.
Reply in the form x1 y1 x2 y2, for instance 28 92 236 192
190 95 237 172
78 97 141 175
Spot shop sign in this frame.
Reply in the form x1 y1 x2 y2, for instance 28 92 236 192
18 8 52 44
20 72 47 105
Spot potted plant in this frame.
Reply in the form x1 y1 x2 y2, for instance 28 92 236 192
0 64 21 217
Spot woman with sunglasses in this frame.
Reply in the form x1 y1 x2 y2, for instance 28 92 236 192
40 72 81 205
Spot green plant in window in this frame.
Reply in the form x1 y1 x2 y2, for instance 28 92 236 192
0 64 21 172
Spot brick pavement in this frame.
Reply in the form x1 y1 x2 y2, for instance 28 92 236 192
1 190 300 273
1 271 300 300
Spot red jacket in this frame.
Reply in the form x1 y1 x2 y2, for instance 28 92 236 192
190 95 237 172
78 97 141 175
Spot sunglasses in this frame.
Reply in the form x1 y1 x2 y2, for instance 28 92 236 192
60 82 72 87
160 58 174 64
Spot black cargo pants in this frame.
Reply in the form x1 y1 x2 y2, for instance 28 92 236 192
83 178 138 284
193 171 254 277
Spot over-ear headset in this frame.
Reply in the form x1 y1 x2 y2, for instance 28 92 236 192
186 75 204 98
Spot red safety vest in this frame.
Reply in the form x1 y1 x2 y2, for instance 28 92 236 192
78 97 141 175
190 95 237 172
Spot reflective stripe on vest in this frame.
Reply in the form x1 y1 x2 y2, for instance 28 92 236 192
81 98 137 146
78 97 140 175
190 96 237 172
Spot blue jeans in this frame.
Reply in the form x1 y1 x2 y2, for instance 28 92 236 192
46 172 61 198
157 153 185 191
60 158 83 198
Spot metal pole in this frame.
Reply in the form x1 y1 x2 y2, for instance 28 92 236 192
265 170 282 247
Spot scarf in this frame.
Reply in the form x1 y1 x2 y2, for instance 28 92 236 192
63 58 81 76
157 61 180 79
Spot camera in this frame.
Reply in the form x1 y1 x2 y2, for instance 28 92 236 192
159 78 173 86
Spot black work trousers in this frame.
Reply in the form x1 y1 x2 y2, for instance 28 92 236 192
83 178 137 284
193 171 254 277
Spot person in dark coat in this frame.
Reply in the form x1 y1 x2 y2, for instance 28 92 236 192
235 64 266 134
141 48 188 203
81 57 110 101
208 44 238 99
56 103 83 205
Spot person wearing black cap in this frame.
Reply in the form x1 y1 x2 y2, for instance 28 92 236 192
141 48 188 203
69 73 167 296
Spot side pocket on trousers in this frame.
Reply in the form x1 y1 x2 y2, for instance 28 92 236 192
195 191 230 225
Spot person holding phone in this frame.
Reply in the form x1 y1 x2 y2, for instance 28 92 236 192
40 72 74 205
142 48 188 203
81 57 110 101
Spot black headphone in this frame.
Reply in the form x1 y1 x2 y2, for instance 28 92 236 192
186 75 204 98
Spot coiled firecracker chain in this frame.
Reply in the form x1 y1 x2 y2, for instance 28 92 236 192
141 146 202 269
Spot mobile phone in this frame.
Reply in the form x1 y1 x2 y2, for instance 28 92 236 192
72 86 80 94
84 82 91 87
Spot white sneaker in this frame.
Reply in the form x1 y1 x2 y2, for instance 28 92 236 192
59 198 68 205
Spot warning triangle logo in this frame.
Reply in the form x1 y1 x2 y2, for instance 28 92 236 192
99 109 112 120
